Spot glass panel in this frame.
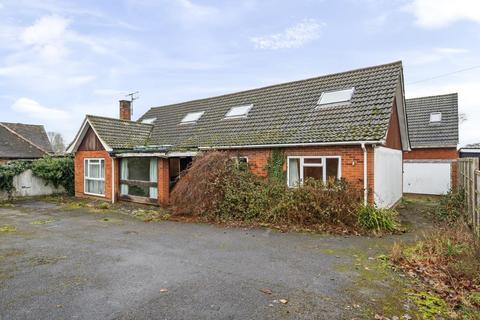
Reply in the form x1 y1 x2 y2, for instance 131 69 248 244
121 159 129 180
288 158 300 187
84 159 88 177
326 158 339 180
100 160 105 179
303 166 323 181
225 105 252 118
127 158 150 181
181 112 204 123
120 184 129 195
304 158 322 164
318 87 355 105
86 179 104 195
149 187 158 199
128 184 149 197
150 158 157 182
89 163 100 178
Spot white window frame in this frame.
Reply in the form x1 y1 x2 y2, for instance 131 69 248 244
180 111 205 124
224 104 253 119
287 156 342 187
84 158 105 197
429 112 442 123
317 87 355 107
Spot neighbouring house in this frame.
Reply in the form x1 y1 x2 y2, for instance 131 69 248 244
0 122 53 164
67 61 410 208
403 93 459 195
459 143 480 159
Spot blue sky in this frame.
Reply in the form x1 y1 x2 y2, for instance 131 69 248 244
0 0 479 145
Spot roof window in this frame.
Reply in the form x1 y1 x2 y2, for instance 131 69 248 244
430 112 442 123
225 104 252 119
181 111 204 124
141 118 156 124
317 87 355 106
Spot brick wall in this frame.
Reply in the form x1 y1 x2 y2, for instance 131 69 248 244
404 147 458 190
229 145 376 204
157 158 170 205
403 147 458 160
74 150 115 201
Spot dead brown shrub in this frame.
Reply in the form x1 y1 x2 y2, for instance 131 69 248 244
391 222 480 309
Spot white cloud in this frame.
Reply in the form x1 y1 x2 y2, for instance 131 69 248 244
11 98 70 121
407 0 480 28
20 15 70 63
175 0 219 22
251 19 325 50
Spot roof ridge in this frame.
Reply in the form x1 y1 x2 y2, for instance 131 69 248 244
86 114 154 126
147 60 403 111
0 122 44 128
0 122 50 155
406 92 458 101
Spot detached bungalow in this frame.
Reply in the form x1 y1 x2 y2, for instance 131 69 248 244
67 61 410 208
403 93 459 195
0 122 53 164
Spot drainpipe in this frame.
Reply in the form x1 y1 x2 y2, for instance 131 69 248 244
361 143 368 206
111 157 115 204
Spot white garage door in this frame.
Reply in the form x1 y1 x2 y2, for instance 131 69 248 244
403 161 451 195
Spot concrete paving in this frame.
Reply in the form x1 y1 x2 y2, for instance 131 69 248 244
0 199 433 319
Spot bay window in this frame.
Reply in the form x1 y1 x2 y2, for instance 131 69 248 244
84 158 105 196
287 156 341 187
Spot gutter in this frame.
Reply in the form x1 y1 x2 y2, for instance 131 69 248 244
198 140 383 150
111 157 115 204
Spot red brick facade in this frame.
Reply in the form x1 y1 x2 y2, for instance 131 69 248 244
74 106 403 206
230 145 376 204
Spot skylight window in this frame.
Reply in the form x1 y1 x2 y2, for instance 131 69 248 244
141 118 156 124
317 87 355 106
225 104 253 119
181 111 204 124
430 112 442 123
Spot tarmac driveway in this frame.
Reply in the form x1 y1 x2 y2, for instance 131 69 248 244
0 199 433 319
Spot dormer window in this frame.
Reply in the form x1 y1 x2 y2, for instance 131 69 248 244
430 112 442 123
181 111 204 124
317 87 355 107
225 104 252 119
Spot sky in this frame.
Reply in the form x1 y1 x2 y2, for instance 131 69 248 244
0 0 479 146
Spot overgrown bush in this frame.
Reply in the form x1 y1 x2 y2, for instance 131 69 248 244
171 151 395 233
358 205 398 232
31 156 75 195
434 189 465 223
0 161 32 193
0 156 74 195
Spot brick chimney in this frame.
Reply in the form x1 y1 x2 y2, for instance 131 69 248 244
119 100 131 121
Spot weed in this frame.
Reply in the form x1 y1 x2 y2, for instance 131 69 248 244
30 219 55 225
0 225 16 232
358 206 398 232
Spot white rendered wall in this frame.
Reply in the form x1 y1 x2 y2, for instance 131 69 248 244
374 147 403 208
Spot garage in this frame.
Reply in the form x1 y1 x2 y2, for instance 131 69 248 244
403 161 452 195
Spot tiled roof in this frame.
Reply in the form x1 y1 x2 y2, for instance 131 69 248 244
138 61 403 149
86 115 153 149
462 143 480 149
405 93 458 148
0 123 51 159
1 122 53 153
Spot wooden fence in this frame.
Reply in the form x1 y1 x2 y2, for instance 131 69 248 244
457 158 480 236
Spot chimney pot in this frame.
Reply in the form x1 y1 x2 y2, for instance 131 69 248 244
119 100 131 121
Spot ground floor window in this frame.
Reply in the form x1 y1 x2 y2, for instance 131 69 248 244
84 158 105 196
287 156 341 187
120 158 158 199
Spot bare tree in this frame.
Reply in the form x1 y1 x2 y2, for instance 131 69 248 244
459 112 468 124
47 132 66 154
